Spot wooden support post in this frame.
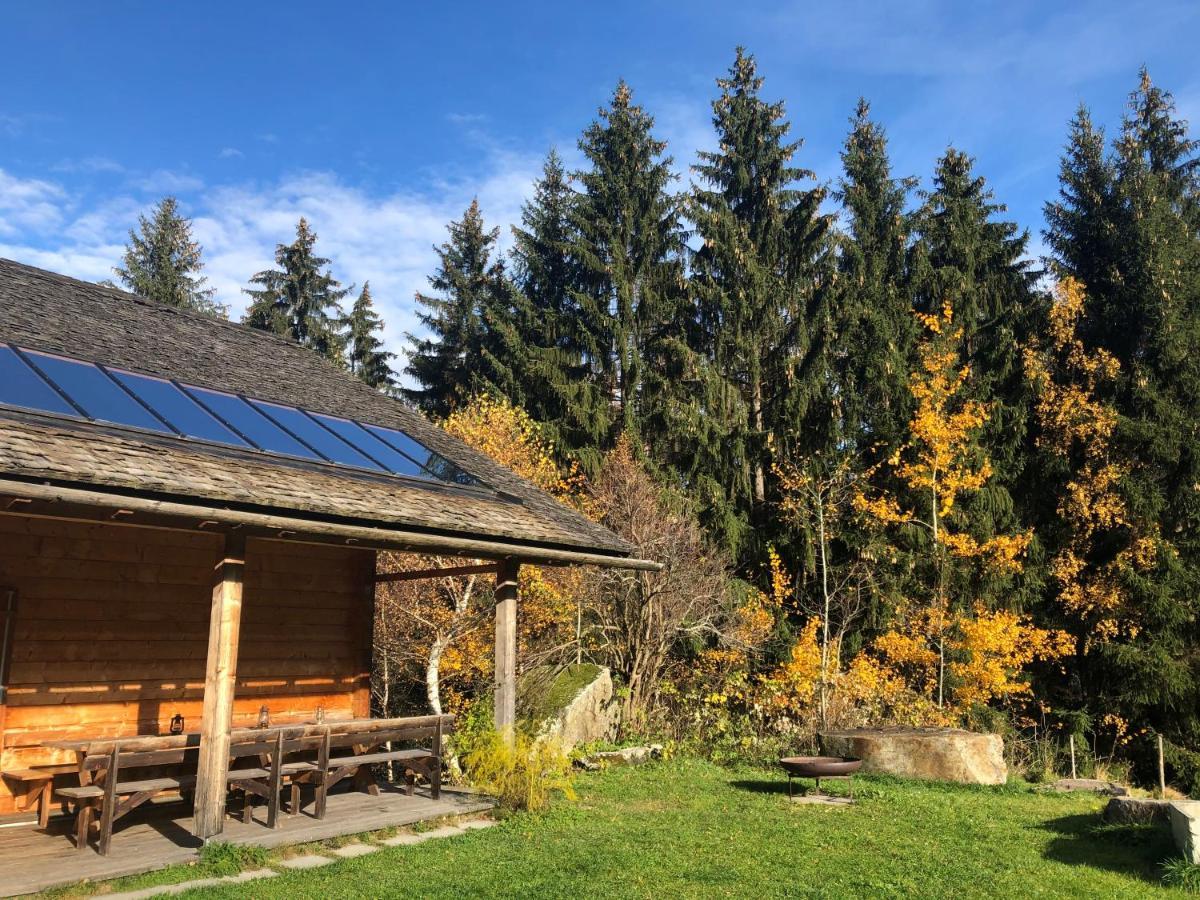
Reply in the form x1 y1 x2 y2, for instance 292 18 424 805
193 532 246 840
1158 734 1166 797
493 559 520 737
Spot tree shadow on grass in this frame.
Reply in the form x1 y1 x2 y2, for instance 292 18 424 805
1040 813 1173 887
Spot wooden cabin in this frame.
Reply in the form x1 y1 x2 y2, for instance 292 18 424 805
0 259 652 834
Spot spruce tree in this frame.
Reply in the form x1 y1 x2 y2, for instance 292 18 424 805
244 217 349 363
1044 70 1200 747
114 197 225 316
345 282 396 391
404 199 499 417
907 148 1041 611
688 48 833 554
834 99 917 460
510 150 602 455
568 81 687 460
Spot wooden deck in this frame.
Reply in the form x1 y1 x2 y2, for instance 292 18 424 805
0 782 493 897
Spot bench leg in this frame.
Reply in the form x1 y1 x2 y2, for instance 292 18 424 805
36 782 52 829
289 782 300 816
98 798 115 856
315 777 328 820
242 790 253 825
404 772 415 796
75 801 94 853
431 758 442 801
267 772 283 830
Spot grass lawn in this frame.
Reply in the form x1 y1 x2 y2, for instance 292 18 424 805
61 758 1192 899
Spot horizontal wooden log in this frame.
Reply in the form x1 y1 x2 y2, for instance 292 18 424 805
0 481 662 571
374 562 500 583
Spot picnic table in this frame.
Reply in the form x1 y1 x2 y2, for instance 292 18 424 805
20 714 452 854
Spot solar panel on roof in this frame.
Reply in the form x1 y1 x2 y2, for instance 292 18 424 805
249 401 385 471
310 412 428 478
112 370 250 447
0 343 486 490
0 346 77 416
364 423 478 486
22 349 171 433
184 386 321 459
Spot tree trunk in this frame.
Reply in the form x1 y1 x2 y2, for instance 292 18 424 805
426 637 446 716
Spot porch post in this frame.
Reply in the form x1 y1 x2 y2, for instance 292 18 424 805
194 532 246 840
493 559 520 735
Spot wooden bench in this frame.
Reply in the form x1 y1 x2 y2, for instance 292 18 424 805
312 714 454 819
56 739 275 854
1 765 78 828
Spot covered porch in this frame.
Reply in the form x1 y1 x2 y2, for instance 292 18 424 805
0 778 491 897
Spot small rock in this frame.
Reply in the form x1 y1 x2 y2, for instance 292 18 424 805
1103 796 1172 826
1049 778 1128 796
278 853 335 869
587 745 664 767
332 843 378 858
1170 800 1200 864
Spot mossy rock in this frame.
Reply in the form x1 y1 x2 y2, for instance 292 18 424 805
517 664 616 748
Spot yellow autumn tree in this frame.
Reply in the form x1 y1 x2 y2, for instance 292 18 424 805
374 395 589 717
1023 277 1157 645
853 302 1043 711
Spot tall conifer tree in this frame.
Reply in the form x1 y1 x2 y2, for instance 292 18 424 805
115 197 225 316
834 99 917 459
1044 70 1200 746
568 81 687 459
510 150 603 454
244 217 349 363
404 199 509 417
689 48 833 554
345 282 396 391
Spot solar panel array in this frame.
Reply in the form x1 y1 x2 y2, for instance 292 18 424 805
0 343 481 487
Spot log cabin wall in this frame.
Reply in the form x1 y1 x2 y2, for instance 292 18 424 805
0 513 375 814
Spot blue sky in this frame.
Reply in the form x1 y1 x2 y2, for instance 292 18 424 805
2 1 1197 362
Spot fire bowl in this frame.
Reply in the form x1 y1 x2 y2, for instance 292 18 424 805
779 756 863 778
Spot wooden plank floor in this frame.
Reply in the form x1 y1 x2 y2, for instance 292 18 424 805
0 783 492 897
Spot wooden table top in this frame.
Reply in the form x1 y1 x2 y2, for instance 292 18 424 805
41 713 452 753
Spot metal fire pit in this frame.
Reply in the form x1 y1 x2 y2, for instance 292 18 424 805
779 756 862 800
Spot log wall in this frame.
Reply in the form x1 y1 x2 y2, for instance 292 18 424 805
0 514 375 814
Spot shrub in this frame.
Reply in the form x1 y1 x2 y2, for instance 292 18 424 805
463 730 576 812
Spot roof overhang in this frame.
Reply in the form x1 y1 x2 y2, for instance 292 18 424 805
0 477 663 571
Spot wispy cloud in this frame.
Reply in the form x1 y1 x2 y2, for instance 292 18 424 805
218 147 244 159
0 144 545 367
51 156 125 174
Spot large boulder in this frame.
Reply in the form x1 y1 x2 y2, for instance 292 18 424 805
1170 800 1200 864
820 727 1007 785
517 664 618 750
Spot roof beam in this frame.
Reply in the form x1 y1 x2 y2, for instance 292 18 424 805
375 563 500 583
0 479 662 571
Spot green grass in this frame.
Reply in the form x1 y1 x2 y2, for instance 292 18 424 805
148 757 1191 899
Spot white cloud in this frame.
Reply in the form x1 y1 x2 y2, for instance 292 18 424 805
0 147 546 371
0 169 68 237
218 147 244 159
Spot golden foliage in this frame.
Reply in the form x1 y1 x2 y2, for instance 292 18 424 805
462 730 576 811
1024 277 1157 643
377 395 590 714
853 301 1031 564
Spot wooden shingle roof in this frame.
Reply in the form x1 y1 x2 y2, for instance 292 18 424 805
0 258 631 560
